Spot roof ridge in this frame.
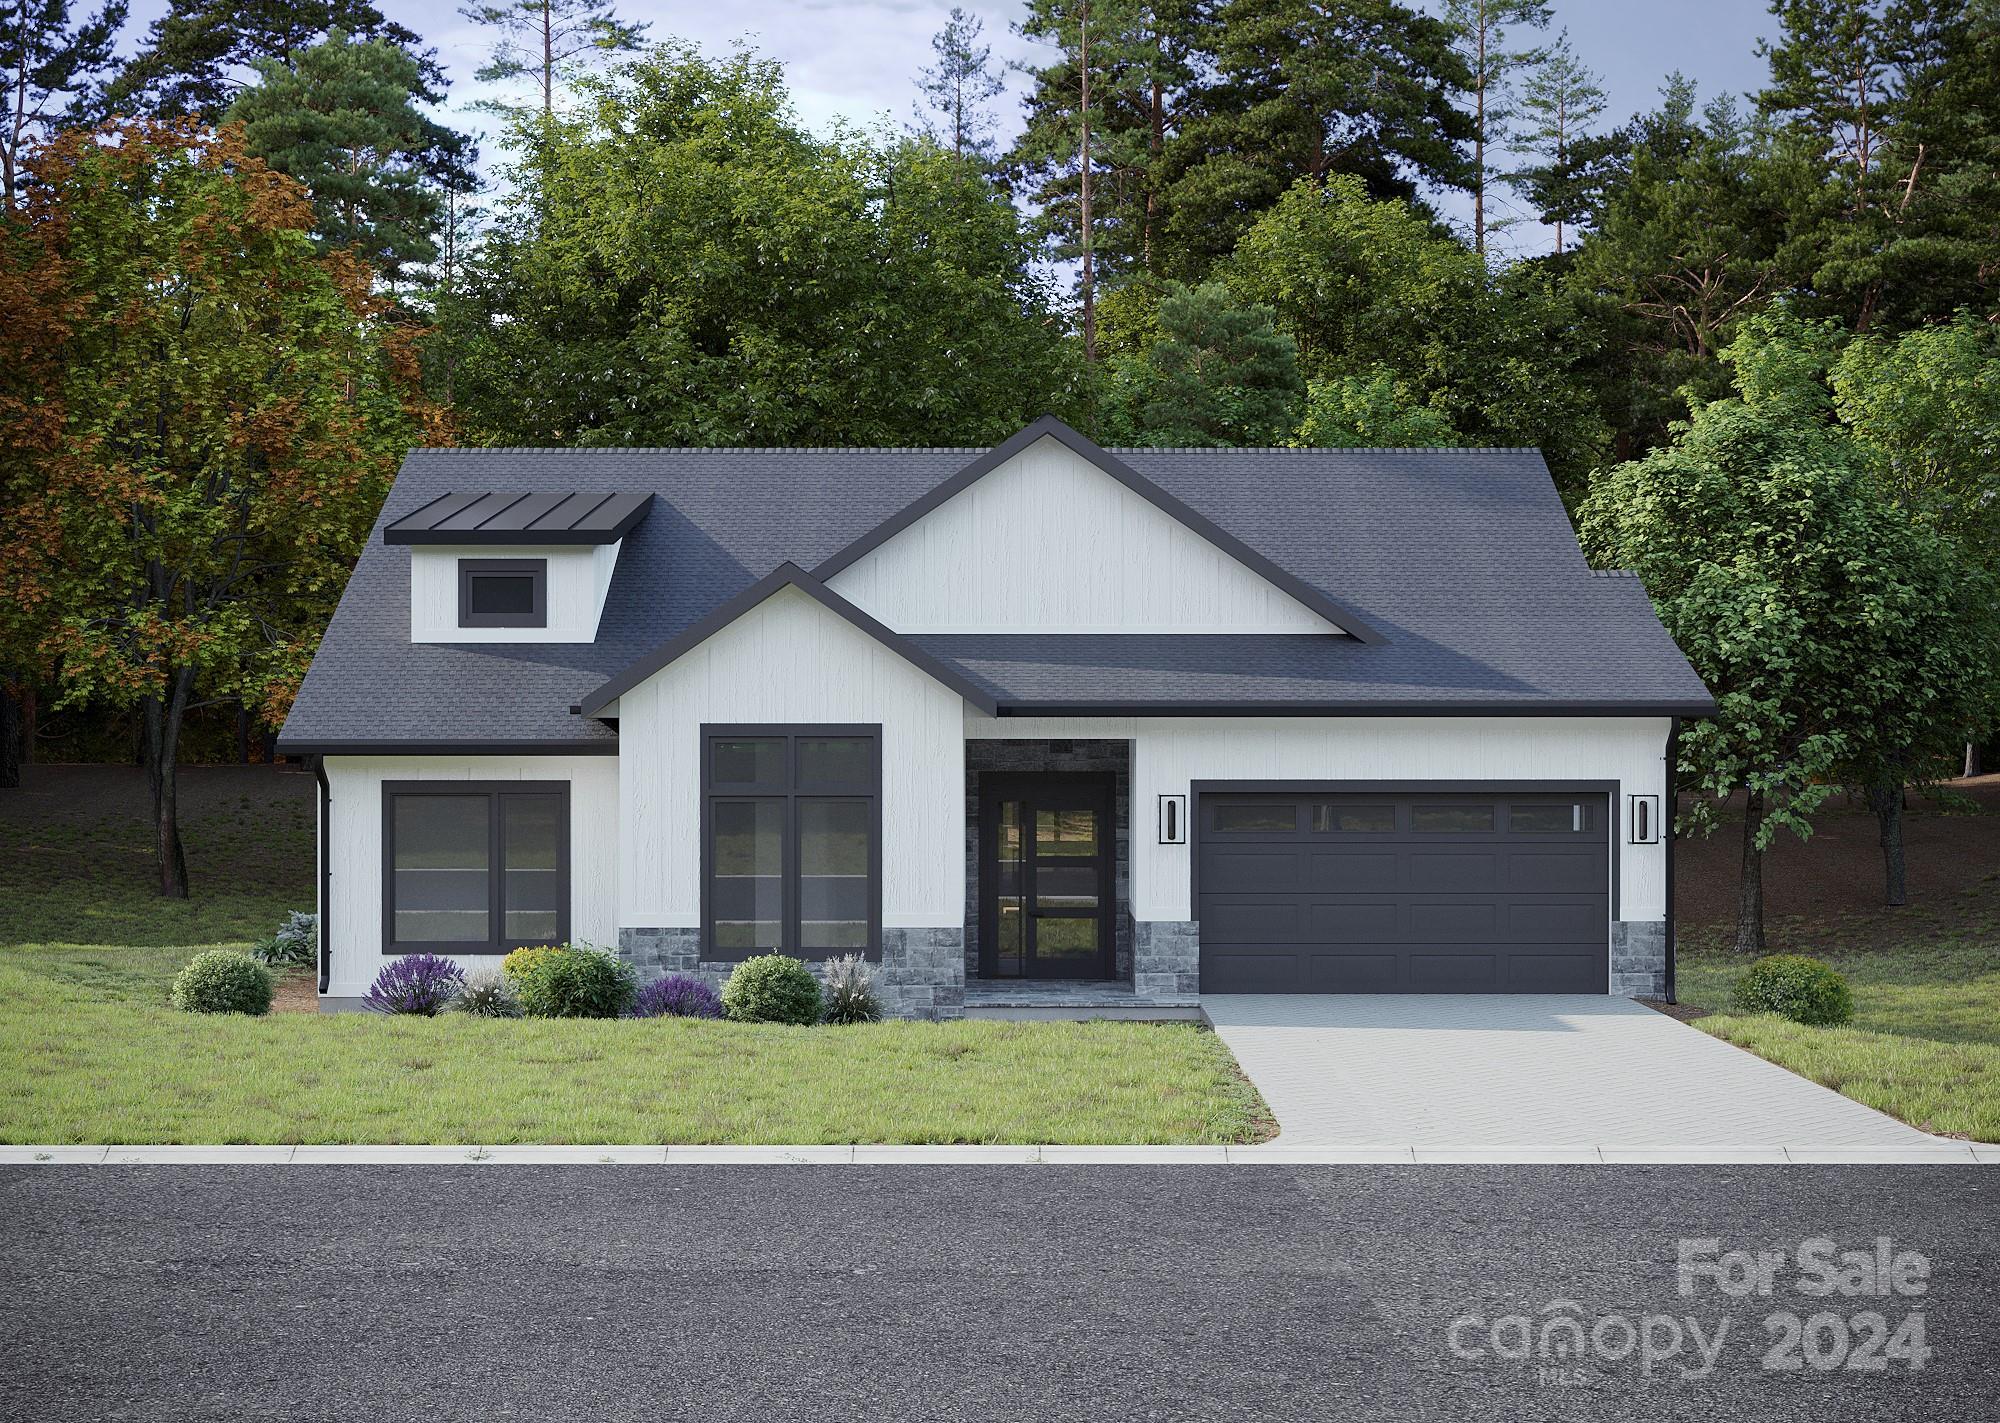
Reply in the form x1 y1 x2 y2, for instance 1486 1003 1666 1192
407 444 1546 456
410 445 992 454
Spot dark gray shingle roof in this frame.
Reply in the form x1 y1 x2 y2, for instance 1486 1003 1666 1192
279 439 1714 752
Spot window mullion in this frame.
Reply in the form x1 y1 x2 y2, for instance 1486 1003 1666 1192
488 791 504 953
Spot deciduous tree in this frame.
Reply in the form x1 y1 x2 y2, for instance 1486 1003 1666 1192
446 47 1077 446
0 121 436 894
1579 309 1994 944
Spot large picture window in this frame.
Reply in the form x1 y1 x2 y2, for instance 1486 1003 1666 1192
382 782 569 954
703 727 880 961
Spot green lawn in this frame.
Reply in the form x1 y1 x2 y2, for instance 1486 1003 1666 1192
0 767 1271 1146
1676 940 2000 1142
0 943 1270 1144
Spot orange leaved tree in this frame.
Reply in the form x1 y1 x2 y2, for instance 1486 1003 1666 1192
0 120 443 895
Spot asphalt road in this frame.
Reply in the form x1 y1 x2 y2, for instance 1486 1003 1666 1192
3 1165 1995 1422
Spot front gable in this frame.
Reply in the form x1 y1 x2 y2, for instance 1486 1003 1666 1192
818 421 1373 638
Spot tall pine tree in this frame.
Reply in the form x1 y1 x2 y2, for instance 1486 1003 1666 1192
1 0 127 204
1158 0 1475 279
456 0 649 115
1442 0 1551 257
912 7 1006 160
225 29 476 282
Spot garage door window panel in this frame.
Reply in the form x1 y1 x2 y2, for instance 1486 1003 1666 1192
1211 802 1298 834
1314 803 1395 833
1411 805 1496 833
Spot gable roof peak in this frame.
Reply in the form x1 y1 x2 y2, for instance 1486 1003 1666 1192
809 415 1389 645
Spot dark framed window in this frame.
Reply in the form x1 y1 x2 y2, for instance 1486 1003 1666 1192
382 782 569 954
459 558 547 628
702 726 880 962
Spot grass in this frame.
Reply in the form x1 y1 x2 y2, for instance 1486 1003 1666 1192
0 943 1270 1144
1676 939 2000 1142
0 766 1272 1145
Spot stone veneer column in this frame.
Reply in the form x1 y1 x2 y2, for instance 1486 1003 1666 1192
1132 920 1200 1000
1610 921 1667 998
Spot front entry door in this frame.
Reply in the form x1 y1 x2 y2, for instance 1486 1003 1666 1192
979 774 1115 979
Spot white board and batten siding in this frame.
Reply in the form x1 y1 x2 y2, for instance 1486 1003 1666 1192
966 712 1672 926
407 541 622 643
825 435 1342 635
616 586 967 931
319 755 619 997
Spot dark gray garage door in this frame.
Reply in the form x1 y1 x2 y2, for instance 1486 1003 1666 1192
1197 792 1609 993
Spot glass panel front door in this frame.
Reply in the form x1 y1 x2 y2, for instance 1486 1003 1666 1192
981 779 1112 979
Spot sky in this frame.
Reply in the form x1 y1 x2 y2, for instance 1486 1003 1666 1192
122 0 1781 260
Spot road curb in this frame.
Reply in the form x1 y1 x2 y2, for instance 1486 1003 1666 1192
1 1143 1987 1165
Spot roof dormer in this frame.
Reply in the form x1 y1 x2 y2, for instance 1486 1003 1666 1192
387 490 653 644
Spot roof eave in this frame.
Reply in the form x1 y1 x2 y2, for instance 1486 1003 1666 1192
988 699 1721 718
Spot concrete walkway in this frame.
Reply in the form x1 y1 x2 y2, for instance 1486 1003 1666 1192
1202 994 1945 1150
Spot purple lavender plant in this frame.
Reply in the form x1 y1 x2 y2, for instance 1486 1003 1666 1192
363 954 467 1016
631 973 724 1020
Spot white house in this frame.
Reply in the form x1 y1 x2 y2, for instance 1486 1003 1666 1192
278 417 1715 1015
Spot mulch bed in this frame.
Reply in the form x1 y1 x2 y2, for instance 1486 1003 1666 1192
270 970 321 1013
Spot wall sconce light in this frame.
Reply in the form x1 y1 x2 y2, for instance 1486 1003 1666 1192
1158 794 1187 845
1628 794 1662 845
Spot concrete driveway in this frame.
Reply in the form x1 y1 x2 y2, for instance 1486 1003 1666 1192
1202 994 1939 1150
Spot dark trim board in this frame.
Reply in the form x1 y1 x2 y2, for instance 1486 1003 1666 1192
1664 717 1682 1005
280 741 619 757
1189 777 1623 937
379 780 572 956
315 761 332 994
807 416 1390 645
577 564 1000 718
997 701 1719 718
699 724 884 963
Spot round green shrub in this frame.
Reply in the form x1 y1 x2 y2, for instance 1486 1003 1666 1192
501 944 563 985
1731 954 1853 1027
515 944 637 1019
170 950 275 1016
721 954 824 1025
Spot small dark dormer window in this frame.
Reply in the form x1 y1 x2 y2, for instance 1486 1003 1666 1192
459 558 547 628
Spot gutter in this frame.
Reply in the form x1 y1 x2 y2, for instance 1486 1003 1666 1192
1663 717 1681 1005
315 759 331 994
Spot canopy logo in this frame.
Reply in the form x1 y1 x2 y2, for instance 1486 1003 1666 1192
1446 1236 1934 1386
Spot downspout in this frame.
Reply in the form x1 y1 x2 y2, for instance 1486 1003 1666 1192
315 759 331 994
1663 718 1681 1005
